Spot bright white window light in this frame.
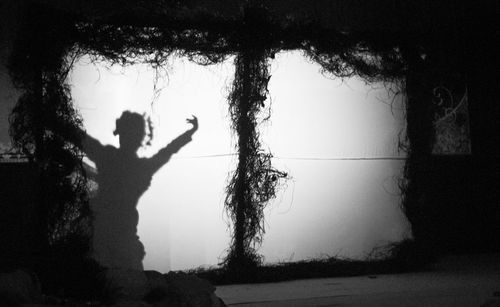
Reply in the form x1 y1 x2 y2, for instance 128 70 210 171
70 51 410 272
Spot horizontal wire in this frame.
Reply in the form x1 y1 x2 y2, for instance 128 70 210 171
173 153 237 159
0 152 407 161
172 153 407 160
273 156 406 161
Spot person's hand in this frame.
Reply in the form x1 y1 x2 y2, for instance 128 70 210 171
186 115 198 131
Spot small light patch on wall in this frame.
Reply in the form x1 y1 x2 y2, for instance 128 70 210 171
431 80 471 155
0 63 19 153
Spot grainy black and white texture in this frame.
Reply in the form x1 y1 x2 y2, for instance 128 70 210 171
5 1 499 288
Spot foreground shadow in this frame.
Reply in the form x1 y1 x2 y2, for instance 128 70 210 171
82 111 198 270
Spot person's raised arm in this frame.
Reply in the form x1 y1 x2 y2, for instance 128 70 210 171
148 115 198 174
78 128 105 163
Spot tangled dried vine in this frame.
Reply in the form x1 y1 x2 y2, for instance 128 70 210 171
223 51 288 268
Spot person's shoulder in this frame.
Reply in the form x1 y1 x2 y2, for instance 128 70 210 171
101 144 118 154
140 156 159 175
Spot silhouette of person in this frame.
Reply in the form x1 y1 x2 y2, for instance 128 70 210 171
81 111 198 270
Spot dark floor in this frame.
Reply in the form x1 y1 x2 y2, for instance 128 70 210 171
216 253 500 306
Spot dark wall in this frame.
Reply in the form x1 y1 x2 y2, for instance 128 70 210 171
467 37 500 252
0 162 39 269
425 155 499 253
410 1 500 253
465 5 500 251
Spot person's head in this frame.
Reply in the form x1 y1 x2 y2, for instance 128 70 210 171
114 111 146 153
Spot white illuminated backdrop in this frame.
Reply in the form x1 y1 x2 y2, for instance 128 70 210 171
70 51 411 272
